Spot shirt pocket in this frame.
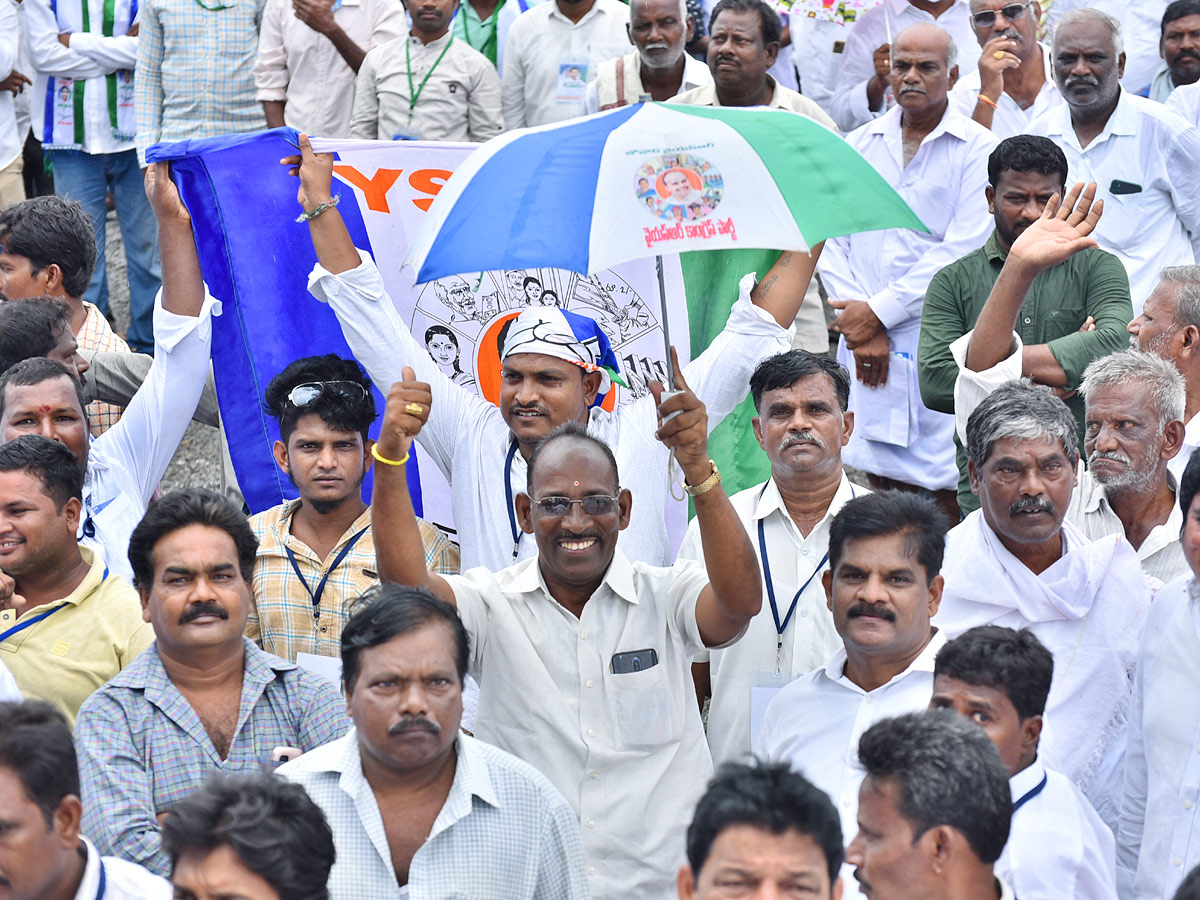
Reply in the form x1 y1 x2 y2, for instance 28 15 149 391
607 663 682 751
1041 303 1087 342
901 177 954 240
1097 189 1155 254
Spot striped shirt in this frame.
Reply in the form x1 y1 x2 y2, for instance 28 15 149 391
279 730 590 900
247 500 459 662
134 0 268 164
74 637 351 876
78 301 130 437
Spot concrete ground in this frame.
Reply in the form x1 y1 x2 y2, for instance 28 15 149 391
105 212 224 495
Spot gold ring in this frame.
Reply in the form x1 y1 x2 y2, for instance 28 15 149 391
993 50 1006 60
405 402 423 415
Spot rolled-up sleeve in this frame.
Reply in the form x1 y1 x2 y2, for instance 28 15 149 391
1044 251 1133 389
949 329 1023 445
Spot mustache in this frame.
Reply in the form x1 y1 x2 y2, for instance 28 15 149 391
853 869 871 891
1009 495 1055 517
179 601 229 624
899 85 927 94
779 430 827 452
509 402 549 416
1065 75 1100 89
997 27 1022 42
1089 449 1130 467
388 717 442 736
847 602 896 622
643 41 672 51
1175 49 1200 62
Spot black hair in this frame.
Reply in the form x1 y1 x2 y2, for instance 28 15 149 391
750 350 851 413
341 583 470 693
526 420 620 494
1175 864 1200 900
0 197 97 298
687 761 843 884
986 135 1069 191
934 626 1053 721
0 357 86 424
828 490 946 584
0 435 84 510
127 488 258 593
0 700 79 827
0 298 73 375
1163 0 1200 35
262 354 375 444
425 325 464 375
1181 450 1200 535
709 0 781 45
857 711 1012 865
161 774 336 900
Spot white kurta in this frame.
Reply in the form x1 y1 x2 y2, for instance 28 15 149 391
1000 757 1118 900
677 473 861 766
1026 91 1200 314
936 511 1150 832
819 104 997 491
309 252 793 572
1117 576 1200 900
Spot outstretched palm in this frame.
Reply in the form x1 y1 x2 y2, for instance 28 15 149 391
1009 182 1104 271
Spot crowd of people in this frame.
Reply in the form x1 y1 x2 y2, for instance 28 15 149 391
3 0 1200 898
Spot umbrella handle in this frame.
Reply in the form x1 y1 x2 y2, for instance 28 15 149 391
660 389 683 424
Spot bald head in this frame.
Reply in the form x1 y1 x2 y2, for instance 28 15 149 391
894 22 958 68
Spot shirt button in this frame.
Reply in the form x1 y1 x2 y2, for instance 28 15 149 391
588 867 596 876
588 820 596 829
842 799 851 809
801 609 809 617
585 679 594 688
801 547 809 556
581 632 589 640
1177 858 1184 867
865 695 875 705
590 770 599 779
587 728 596 738
320 626 328 632
1024 317 1032 324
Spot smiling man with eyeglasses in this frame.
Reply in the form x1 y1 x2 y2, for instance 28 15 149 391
245 353 458 665
948 0 1065 137
367 357 761 900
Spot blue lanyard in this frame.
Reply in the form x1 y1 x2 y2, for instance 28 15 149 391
284 527 369 622
0 602 71 643
504 440 522 561
756 482 851 656
1011 771 1048 815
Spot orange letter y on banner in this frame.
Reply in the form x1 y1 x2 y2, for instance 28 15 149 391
332 166 404 213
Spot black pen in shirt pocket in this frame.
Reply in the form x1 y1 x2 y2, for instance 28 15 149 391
1110 179 1143 195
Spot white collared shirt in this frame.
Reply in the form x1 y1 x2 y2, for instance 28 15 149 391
280 731 589 900
758 627 947 895
582 50 711 114
1118 575 1200 900
669 76 839 130
1169 411 1200 486
0 0 19 170
948 44 1063 139
500 0 631 128
1165 80 1200 127
81 290 220 583
308 251 792 572
1067 468 1188 586
677 473 860 766
1000 758 1118 900
253 0 406 137
449 549 713 900
72 835 172 900
1026 90 1200 314
827 0 981 132
818 104 997 491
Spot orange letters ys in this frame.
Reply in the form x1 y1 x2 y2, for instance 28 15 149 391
331 166 452 213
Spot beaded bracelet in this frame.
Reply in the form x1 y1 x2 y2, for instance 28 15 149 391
295 194 341 223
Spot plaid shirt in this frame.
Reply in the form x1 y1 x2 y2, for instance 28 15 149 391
134 0 268 164
77 302 130 437
74 638 351 876
247 500 460 662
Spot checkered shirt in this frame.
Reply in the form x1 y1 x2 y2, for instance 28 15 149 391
78 302 131 437
247 500 459 662
279 730 590 900
74 637 352 876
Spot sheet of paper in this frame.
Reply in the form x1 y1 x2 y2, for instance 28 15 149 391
297 652 343 687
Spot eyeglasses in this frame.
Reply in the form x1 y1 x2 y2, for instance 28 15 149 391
533 495 621 517
286 381 369 408
971 2 1030 28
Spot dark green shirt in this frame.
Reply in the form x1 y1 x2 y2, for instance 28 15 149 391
918 230 1133 514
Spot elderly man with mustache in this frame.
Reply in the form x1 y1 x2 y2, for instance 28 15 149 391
933 378 1150 834
677 350 866 768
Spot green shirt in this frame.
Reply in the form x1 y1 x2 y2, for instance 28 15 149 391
452 0 504 65
918 230 1133 514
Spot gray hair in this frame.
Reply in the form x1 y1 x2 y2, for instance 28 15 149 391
894 23 958 69
1161 265 1200 330
629 0 688 22
1052 7 1124 57
1079 350 1186 430
965 379 1079 469
857 711 1012 865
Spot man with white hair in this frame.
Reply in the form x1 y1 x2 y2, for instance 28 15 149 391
1068 349 1188 583
1026 7 1200 314
1129 266 1200 484
583 0 711 112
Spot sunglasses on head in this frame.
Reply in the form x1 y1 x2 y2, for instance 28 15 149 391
533 495 621 517
286 381 369 408
971 2 1030 28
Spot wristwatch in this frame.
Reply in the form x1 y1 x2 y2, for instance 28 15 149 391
684 459 722 497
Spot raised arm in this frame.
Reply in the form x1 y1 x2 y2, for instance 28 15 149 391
147 163 205 319
965 183 1102 373
748 246 824 329
653 348 761 647
371 367 458 607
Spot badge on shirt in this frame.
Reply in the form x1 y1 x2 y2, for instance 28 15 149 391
557 60 589 103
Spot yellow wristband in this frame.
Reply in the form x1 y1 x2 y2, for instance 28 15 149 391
371 444 410 467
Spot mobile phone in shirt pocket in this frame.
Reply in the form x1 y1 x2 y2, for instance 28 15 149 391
608 656 681 750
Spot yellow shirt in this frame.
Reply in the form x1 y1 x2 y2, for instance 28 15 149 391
0 548 153 725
